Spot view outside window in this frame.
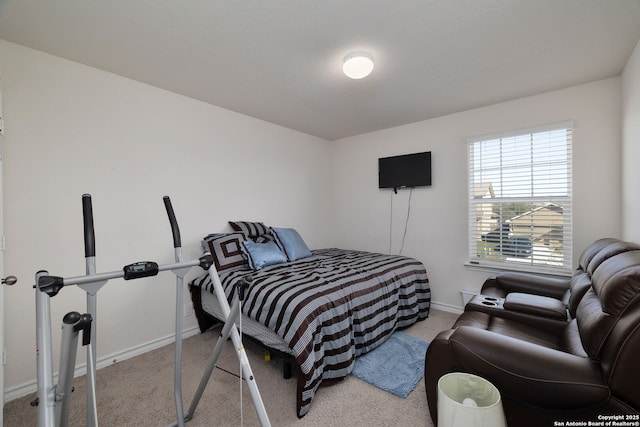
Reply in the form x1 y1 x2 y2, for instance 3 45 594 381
468 125 572 273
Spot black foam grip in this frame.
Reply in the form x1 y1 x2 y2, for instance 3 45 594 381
163 196 181 248
82 194 95 257
80 314 93 346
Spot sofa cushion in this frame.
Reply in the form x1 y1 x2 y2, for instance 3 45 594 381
453 311 563 351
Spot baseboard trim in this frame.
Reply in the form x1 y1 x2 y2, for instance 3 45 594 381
430 301 464 315
5 325 200 403
8 302 460 402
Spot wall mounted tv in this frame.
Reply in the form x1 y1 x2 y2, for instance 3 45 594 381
378 151 432 190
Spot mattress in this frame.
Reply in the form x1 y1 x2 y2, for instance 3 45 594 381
199 285 293 355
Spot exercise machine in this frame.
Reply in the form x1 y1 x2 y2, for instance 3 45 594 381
35 194 211 426
34 194 269 426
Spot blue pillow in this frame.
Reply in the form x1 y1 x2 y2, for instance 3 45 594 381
273 228 312 261
241 240 287 270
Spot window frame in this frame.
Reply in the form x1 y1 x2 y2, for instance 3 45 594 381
466 121 574 275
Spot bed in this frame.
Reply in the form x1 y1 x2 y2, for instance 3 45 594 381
188 224 431 418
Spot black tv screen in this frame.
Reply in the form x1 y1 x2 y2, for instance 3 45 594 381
378 151 431 189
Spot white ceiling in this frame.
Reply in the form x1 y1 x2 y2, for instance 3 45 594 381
1 1 639 141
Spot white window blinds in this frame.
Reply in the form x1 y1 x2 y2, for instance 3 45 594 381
468 122 573 274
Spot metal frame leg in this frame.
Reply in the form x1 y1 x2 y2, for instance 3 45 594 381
185 297 242 420
170 246 192 427
56 312 82 427
84 256 99 427
35 271 56 427
86 342 99 427
182 268 271 427
36 272 99 427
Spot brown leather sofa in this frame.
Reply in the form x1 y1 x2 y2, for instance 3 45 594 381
425 239 640 426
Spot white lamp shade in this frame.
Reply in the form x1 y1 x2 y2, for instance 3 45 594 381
437 373 507 427
343 52 374 79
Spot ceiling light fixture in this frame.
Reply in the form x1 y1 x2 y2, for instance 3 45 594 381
343 51 374 79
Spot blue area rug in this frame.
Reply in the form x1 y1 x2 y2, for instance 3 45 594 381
352 331 430 398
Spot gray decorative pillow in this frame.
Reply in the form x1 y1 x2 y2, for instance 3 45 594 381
206 233 249 272
229 221 269 238
202 233 226 253
255 231 277 244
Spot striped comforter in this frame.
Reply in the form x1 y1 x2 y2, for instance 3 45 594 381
191 248 431 417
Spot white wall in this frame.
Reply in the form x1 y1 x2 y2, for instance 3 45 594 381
330 78 622 310
622 38 640 242
0 40 333 396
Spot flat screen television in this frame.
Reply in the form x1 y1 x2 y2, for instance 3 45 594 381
378 151 432 190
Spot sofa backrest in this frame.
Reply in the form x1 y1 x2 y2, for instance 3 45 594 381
577 238 620 271
586 240 640 276
576 250 640 408
567 270 592 317
567 239 640 317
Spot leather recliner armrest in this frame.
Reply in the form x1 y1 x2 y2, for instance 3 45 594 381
482 271 571 300
503 292 568 320
446 326 609 409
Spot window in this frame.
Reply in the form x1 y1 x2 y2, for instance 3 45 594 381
468 122 573 274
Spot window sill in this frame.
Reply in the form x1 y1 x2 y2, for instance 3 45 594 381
464 261 572 278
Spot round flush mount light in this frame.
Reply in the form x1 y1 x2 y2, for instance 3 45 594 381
343 51 374 79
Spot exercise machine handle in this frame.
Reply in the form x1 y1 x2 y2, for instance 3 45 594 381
163 196 182 249
82 194 96 258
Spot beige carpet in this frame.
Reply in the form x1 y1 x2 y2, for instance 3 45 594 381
4 309 458 427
